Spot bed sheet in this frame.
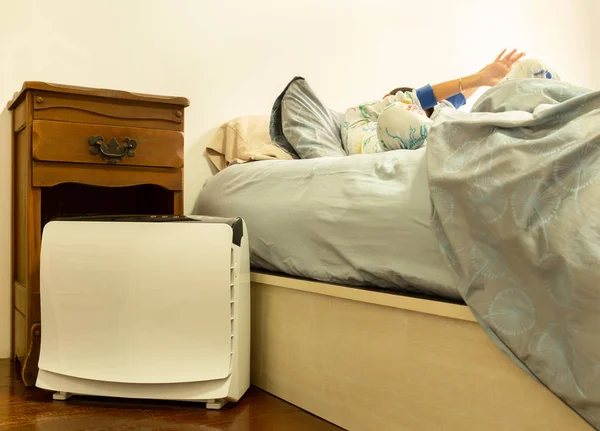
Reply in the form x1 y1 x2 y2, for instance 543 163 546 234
193 148 460 300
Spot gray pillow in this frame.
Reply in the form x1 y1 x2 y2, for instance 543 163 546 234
270 77 346 159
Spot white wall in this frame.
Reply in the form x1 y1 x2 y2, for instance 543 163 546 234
0 0 596 357
593 0 600 89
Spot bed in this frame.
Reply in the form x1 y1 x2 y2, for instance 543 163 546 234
193 77 599 430
194 149 594 431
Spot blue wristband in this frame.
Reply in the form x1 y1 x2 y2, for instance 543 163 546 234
415 84 437 110
446 93 467 109
416 84 467 110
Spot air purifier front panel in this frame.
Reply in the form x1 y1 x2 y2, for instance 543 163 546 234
39 220 233 385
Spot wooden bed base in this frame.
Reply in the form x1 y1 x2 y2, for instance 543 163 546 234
250 272 593 431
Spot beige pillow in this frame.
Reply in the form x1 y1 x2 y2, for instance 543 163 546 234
206 115 293 171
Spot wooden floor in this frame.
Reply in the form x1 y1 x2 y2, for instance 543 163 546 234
0 360 342 430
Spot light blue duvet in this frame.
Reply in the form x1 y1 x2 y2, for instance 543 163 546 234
194 149 460 300
428 78 600 429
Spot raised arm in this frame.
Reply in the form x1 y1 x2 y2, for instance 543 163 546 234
416 49 526 110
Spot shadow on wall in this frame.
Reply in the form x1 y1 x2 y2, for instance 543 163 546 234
0 105 13 358
185 127 220 213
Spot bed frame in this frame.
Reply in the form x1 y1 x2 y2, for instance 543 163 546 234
249 271 593 431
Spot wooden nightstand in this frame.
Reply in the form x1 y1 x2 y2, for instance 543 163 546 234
8 82 189 386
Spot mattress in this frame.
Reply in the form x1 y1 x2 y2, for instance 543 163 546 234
193 148 460 300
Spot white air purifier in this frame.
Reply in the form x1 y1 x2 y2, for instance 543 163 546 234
36 215 250 409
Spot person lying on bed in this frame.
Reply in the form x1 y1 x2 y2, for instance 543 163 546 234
342 50 559 155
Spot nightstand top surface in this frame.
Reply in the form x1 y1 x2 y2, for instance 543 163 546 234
8 81 190 110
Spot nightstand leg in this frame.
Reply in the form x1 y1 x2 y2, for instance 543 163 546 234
21 323 41 387
173 191 184 215
21 187 42 388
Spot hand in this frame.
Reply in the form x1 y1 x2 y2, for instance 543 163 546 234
478 49 526 87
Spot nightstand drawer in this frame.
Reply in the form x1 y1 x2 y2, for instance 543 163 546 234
33 91 185 131
32 120 184 168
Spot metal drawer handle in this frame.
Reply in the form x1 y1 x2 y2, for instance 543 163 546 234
88 135 137 164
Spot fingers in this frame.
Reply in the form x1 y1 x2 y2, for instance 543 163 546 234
496 48 525 64
512 52 526 63
504 49 517 61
